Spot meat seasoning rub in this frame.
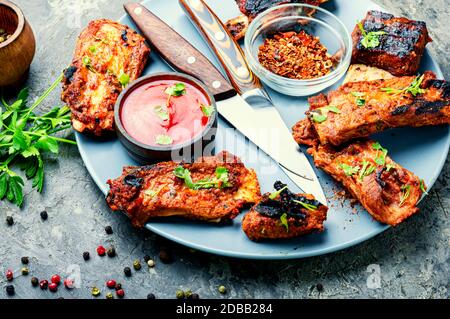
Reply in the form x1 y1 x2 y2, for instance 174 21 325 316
258 30 334 80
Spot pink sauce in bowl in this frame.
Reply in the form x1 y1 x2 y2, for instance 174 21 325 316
115 73 217 164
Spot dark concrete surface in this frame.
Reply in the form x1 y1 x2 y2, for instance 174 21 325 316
0 0 448 299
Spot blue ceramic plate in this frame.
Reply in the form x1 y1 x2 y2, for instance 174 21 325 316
76 0 450 259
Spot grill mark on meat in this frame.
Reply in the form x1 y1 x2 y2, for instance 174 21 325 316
237 0 322 18
391 104 410 115
427 80 450 98
415 100 449 115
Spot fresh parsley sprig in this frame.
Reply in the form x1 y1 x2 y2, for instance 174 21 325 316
173 166 232 190
381 74 426 96
358 22 386 49
0 74 76 207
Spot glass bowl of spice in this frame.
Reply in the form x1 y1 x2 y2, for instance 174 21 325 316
244 3 352 96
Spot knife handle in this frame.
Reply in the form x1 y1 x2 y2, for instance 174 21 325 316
179 0 262 96
124 2 236 101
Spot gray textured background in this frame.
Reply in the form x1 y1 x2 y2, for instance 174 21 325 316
0 0 448 299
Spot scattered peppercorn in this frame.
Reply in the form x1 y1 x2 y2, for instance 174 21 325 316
133 260 141 270
21 267 29 276
92 287 101 297
190 293 200 299
123 267 132 277
21 256 29 264
116 289 125 298
6 216 14 226
143 255 151 263
5 285 15 296
51 274 61 285
64 279 74 289
31 277 39 287
6 270 13 281
49 283 58 292
316 283 324 292
40 210 48 220
82 251 90 261
104 226 113 234
115 283 122 291
106 292 114 299
106 280 116 289
40 280 49 290
185 289 193 299
176 290 185 299
147 293 156 299
218 285 227 294
147 259 155 268
97 245 106 256
159 250 173 264
107 246 116 257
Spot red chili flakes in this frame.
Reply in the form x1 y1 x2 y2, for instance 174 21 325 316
258 30 334 80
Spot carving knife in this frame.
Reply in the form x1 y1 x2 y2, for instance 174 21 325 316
124 2 327 204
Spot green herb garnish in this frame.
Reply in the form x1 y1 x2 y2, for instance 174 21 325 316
201 104 215 117
399 184 411 206
144 185 166 198
155 134 173 145
88 45 97 54
380 74 426 97
82 56 97 73
165 83 186 97
358 160 375 180
310 105 341 123
358 22 386 49
372 142 388 165
279 213 289 232
340 163 360 176
351 92 366 106
292 199 318 211
269 185 288 200
154 105 169 121
118 70 130 87
0 75 75 207
419 179 428 195
173 166 232 190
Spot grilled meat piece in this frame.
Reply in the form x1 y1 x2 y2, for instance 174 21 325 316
61 19 150 136
293 71 450 146
308 140 425 226
352 10 432 76
343 64 394 84
242 182 327 241
226 0 327 41
106 152 261 228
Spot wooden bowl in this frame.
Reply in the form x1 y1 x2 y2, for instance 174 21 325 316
0 0 35 87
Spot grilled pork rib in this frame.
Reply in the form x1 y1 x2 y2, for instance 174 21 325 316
106 152 261 228
308 140 424 226
226 0 327 41
352 10 431 76
242 191 327 241
62 19 150 136
293 71 450 146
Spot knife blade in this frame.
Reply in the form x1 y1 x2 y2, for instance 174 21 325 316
178 0 326 204
124 2 326 204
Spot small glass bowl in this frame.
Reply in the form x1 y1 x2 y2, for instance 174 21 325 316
244 3 352 96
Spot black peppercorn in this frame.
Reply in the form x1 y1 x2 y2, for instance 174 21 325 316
31 277 39 287
190 293 200 299
147 293 156 299
316 283 324 292
21 256 29 264
123 267 132 277
6 285 15 296
105 226 113 234
82 251 90 261
159 250 173 264
40 210 48 220
6 216 14 226
115 283 122 291
107 246 116 257
143 255 151 263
